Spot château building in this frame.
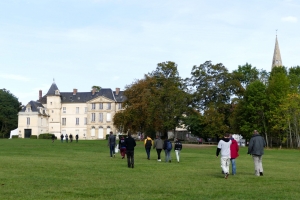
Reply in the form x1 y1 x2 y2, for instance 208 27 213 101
17 82 125 139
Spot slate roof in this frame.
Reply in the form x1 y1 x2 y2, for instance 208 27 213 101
46 82 59 96
113 91 127 102
20 101 47 115
38 83 125 104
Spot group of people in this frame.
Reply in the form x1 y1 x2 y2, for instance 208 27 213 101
107 131 136 168
145 136 183 163
107 131 183 168
59 134 79 143
216 130 265 179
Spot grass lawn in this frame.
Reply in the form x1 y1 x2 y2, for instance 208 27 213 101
0 139 299 200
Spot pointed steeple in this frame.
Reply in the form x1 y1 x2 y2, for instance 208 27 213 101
272 35 282 69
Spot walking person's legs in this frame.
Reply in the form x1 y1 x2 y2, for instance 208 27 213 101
258 156 263 175
252 155 260 176
175 150 180 162
156 149 162 161
231 159 236 175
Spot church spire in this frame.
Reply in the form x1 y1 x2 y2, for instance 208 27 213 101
272 33 282 69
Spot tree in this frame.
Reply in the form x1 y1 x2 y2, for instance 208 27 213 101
91 86 101 91
113 61 191 138
0 89 22 138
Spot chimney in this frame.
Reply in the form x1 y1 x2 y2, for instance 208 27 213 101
39 90 42 100
92 88 96 95
116 88 120 95
73 88 77 95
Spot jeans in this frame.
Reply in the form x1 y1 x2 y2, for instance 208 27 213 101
220 157 230 174
175 150 180 162
110 144 115 157
252 155 263 176
156 149 162 159
145 148 151 159
231 159 236 175
165 150 171 162
126 150 134 167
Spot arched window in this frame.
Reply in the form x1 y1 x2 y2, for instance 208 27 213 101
98 126 104 139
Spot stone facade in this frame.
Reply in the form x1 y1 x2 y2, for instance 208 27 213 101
17 82 125 140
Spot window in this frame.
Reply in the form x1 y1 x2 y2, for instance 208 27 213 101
76 107 79 114
76 118 79 125
27 117 30 125
63 107 66 113
91 113 95 122
84 117 87 125
92 103 95 110
99 113 103 122
52 110 54 113
50 102 52 105
27 107 31 112
106 113 111 122
85 107 87 113
118 103 122 109
99 103 103 110
107 103 111 110
62 118 66 125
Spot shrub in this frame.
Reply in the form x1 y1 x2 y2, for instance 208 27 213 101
12 135 19 139
38 133 55 139
30 135 37 139
106 134 109 140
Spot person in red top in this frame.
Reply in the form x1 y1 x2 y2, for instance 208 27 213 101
230 134 239 175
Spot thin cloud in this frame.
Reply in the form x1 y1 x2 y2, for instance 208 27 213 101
281 16 298 23
0 74 30 81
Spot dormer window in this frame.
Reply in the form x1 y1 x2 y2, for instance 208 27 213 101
27 107 31 112
55 90 60 95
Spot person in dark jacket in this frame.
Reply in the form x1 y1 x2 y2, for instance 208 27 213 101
125 133 136 168
108 131 116 158
153 135 164 161
65 134 68 143
119 136 126 159
163 138 172 163
60 134 64 143
75 134 79 142
248 130 266 176
174 138 182 163
229 134 239 175
69 134 73 143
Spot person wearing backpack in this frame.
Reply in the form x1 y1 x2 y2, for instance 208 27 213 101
144 136 153 160
174 138 182 163
163 137 172 163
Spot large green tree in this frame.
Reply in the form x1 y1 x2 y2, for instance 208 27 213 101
0 89 22 138
113 61 191 138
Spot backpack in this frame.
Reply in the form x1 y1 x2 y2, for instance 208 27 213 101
146 139 152 147
166 141 172 151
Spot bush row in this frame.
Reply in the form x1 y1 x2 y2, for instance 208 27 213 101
38 133 56 139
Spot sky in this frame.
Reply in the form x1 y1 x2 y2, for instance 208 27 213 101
0 0 299 105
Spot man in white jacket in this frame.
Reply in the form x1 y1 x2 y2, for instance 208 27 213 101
216 133 232 179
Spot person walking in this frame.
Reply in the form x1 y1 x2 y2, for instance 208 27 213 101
75 134 79 142
248 130 266 176
174 138 182 163
153 135 164 161
163 138 172 163
119 136 126 159
216 133 232 179
125 133 136 168
52 134 55 143
229 134 239 175
107 131 116 158
60 134 64 143
65 134 68 143
144 136 153 160
69 134 73 143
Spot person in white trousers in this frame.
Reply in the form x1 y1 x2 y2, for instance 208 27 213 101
216 133 232 179
174 138 182 163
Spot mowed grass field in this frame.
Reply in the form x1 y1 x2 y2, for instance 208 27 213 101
0 139 300 200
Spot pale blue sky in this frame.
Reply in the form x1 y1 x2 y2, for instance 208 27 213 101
0 0 299 105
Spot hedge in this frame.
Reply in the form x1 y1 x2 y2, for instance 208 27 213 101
12 135 19 139
38 133 56 139
30 135 37 139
